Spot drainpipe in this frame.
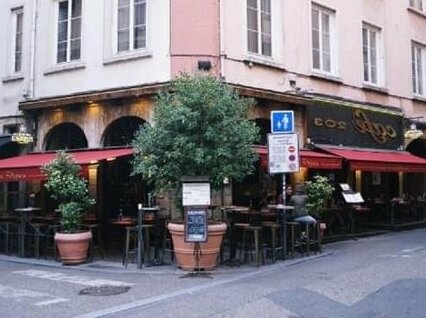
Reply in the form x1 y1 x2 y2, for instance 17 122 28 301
29 0 38 99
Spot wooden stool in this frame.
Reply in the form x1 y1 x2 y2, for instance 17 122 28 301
300 221 321 256
286 221 302 258
84 223 104 262
261 221 282 262
123 224 154 268
239 224 263 267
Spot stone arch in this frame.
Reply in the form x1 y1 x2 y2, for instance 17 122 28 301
43 122 88 151
406 138 426 158
101 116 147 147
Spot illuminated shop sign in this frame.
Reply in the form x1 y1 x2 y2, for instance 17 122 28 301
307 104 403 149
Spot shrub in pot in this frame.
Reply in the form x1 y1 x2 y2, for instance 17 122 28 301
131 74 259 270
42 150 95 264
305 175 334 240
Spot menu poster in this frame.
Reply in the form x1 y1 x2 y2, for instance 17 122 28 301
339 183 352 192
342 192 365 204
182 182 211 206
185 208 208 242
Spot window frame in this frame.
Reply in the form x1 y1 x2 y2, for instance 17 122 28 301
114 0 147 54
246 0 272 58
412 41 426 96
311 3 337 75
10 7 24 74
409 0 424 12
54 0 82 64
362 22 383 87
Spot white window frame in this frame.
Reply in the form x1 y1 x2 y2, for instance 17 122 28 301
246 0 272 57
11 7 24 74
409 0 424 12
54 0 82 64
412 41 426 96
114 0 147 54
311 3 337 75
362 23 382 86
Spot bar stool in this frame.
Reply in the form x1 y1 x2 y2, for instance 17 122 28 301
83 223 104 262
0 218 19 255
299 221 321 256
238 223 263 267
286 221 302 257
123 224 154 268
261 221 282 262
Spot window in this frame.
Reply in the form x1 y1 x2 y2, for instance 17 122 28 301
11 8 23 73
412 42 425 95
247 0 271 57
117 0 146 53
409 0 424 11
362 23 381 85
311 4 335 74
56 0 82 63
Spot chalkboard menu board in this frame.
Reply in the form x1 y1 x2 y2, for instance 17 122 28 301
185 207 208 242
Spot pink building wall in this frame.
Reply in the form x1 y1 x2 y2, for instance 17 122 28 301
170 0 220 77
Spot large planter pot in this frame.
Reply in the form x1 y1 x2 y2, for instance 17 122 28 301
167 222 227 271
55 231 92 265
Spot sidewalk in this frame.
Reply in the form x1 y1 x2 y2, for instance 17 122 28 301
0 250 333 277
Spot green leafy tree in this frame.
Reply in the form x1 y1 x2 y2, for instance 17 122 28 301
305 175 334 219
131 74 259 195
42 151 95 233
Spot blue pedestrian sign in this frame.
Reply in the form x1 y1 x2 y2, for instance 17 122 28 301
271 111 294 133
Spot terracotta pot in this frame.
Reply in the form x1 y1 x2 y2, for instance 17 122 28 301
319 222 327 241
167 222 227 271
55 231 92 265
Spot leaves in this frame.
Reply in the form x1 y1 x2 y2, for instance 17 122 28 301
42 150 95 233
131 74 259 193
305 175 334 218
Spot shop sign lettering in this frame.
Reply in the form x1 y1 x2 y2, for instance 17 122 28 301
312 109 398 145
0 171 28 181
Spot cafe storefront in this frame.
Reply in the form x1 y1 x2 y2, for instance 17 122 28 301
306 96 426 228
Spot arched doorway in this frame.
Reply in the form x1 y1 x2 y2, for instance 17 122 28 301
44 122 88 150
100 116 149 221
102 116 146 147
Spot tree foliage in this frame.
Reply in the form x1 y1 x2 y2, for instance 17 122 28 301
131 74 259 193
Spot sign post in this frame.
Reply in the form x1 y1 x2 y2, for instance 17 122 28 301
269 110 299 260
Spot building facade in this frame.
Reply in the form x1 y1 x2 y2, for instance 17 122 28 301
0 0 426 212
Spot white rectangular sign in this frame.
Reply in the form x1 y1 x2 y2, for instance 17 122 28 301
267 133 300 174
182 183 211 206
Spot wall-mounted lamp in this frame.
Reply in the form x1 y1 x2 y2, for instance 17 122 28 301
404 123 424 140
11 123 34 145
198 60 212 71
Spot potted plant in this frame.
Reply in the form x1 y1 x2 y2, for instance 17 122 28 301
131 74 259 270
305 175 334 240
42 150 95 265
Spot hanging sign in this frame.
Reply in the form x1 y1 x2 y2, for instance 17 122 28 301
268 133 300 174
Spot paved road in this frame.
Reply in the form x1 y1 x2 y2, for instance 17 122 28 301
1 229 426 317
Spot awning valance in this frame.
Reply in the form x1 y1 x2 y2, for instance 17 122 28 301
318 146 426 173
0 147 134 182
255 146 342 170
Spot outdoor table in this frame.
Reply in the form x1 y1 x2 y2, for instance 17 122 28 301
268 204 294 260
14 207 41 257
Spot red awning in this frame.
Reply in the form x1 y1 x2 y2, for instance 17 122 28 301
0 147 134 182
319 146 426 173
255 146 342 170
